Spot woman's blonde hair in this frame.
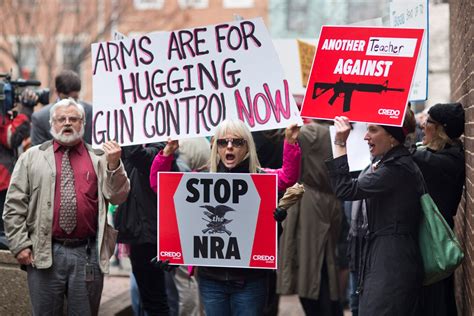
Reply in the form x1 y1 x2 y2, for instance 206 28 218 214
209 119 261 173
426 123 453 151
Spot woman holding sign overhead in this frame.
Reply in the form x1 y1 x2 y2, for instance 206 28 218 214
326 110 424 316
149 119 301 316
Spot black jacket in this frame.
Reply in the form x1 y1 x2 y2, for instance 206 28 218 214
326 145 424 316
412 143 465 228
115 144 177 245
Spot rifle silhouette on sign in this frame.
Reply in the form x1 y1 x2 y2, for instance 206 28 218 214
200 205 235 236
312 78 405 112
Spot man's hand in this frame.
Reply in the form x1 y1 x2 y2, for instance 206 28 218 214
103 140 122 170
17 89 38 118
163 139 179 157
16 248 34 265
284 123 300 144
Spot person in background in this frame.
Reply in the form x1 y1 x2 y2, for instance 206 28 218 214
150 119 301 316
31 69 93 145
3 98 129 315
252 128 285 316
173 137 211 316
0 89 38 249
115 143 172 315
277 120 343 316
412 102 465 316
326 110 424 316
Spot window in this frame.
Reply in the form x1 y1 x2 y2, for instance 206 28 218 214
178 0 208 9
287 0 309 33
134 0 164 10
63 42 82 75
15 0 36 6
223 0 254 9
61 0 80 12
18 42 37 79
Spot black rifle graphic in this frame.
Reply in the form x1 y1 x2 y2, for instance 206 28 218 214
202 218 233 236
200 205 235 236
312 78 405 112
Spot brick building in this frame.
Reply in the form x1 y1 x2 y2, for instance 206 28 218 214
0 0 268 102
451 0 474 315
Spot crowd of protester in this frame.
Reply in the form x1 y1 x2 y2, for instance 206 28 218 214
0 69 466 316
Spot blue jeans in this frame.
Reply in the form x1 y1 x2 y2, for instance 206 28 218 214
198 276 267 316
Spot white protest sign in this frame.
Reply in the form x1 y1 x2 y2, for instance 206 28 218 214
390 0 428 101
330 123 371 172
91 18 302 147
157 172 278 269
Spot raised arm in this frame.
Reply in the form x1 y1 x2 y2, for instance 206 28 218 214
149 139 179 193
261 123 302 191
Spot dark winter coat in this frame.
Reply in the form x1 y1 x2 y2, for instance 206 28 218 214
412 142 465 228
115 143 176 245
413 142 465 316
326 145 424 316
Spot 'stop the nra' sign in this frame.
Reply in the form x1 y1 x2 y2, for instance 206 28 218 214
300 26 424 126
157 172 278 269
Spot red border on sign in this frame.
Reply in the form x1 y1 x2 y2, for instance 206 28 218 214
158 172 184 264
249 174 278 268
300 26 424 126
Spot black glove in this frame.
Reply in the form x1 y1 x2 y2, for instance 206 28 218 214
150 257 178 272
273 207 287 222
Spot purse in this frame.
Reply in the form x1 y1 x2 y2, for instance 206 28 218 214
418 178 464 286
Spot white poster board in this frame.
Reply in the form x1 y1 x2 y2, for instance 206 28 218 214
390 0 428 101
91 18 302 147
330 123 371 172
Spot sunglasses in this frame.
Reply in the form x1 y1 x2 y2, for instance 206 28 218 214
216 138 247 148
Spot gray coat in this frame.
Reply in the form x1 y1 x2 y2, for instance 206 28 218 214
3 141 130 273
277 122 342 301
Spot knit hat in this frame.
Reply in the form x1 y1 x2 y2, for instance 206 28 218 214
381 126 407 144
428 103 465 139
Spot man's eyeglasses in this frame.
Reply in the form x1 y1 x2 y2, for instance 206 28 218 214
53 116 83 124
216 138 247 148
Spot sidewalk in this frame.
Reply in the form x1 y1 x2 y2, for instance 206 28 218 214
99 260 350 316
99 257 132 316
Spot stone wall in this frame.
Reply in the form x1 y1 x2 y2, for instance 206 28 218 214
0 250 30 314
450 0 474 315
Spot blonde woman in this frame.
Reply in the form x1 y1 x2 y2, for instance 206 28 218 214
149 119 301 316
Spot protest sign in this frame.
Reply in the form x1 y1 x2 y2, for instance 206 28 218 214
91 18 302 147
297 39 316 88
390 0 428 101
157 172 278 269
300 26 424 126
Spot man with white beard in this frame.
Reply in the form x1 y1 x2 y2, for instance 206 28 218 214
3 98 130 315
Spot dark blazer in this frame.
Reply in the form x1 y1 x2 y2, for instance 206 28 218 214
31 101 93 145
326 145 424 316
